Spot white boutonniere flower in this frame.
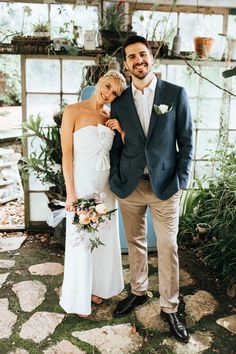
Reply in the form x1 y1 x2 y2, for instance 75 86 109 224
154 103 173 116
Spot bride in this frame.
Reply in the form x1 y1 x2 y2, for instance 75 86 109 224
59 70 126 316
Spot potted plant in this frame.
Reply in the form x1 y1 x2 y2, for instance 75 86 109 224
193 37 214 59
33 21 50 37
99 0 136 53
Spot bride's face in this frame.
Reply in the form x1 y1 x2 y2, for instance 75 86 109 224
95 77 119 104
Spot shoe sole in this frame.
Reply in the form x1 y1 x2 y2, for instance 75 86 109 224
113 296 149 318
160 312 190 343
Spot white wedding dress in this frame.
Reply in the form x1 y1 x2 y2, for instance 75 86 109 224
60 124 124 316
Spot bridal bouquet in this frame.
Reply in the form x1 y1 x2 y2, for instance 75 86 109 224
72 192 116 252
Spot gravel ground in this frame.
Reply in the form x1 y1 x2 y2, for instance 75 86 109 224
0 199 24 226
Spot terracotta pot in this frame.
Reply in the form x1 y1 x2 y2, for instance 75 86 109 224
194 37 214 59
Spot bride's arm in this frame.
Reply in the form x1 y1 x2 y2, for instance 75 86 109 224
61 106 77 211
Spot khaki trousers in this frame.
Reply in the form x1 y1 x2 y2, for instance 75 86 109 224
118 179 181 313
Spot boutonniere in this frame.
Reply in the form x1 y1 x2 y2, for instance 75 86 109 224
154 103 173 116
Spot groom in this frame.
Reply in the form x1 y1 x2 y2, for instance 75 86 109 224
109 35 193 343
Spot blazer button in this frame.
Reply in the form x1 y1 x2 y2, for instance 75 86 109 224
141 165 145 169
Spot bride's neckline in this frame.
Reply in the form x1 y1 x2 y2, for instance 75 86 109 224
73 123 110 135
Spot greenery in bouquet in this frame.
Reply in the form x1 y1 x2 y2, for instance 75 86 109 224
72 193 117 252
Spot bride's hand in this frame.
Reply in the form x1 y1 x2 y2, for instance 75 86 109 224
105 119 126 143
65 195 77 212
105 119 123 134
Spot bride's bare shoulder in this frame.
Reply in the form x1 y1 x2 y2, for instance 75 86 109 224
64 101 84 112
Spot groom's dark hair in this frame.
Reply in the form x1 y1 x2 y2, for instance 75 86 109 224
122 35 152 60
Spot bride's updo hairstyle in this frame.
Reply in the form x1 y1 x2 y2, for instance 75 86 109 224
100 70 127 97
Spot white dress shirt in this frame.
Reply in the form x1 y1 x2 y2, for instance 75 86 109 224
132 75 157 137
132 75 157 174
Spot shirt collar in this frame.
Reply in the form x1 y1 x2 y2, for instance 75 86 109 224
132 75 157 95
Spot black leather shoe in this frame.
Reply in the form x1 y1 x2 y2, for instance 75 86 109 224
113 293 148 318
161 310 190 343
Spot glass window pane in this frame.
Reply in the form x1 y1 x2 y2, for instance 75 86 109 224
197 98 221 129
50 5 98 40
199 66 224 98
189 98 198 128
132 10 177 43
63 94 79 104
195 161 215 184
227 15 236 37
179 13 223 52
27 136 46 157
153 63 167 80
62 59 96 93
0 3 48 39
167 65 199 97
228 130 236 146
231 76 236 93
27 94 61 126
29 192 50 221
26 59 60 93
29 172 49 191
196 130 219 159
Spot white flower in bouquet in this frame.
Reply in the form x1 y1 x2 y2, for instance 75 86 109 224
95 203 108 215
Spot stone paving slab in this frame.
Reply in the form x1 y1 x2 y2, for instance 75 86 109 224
28 262 64 276
72 323 143 354
9 349 29 354
135 297 168 331
43 340 86 354
0 259 15 268
0 272 10 288
0 236 26 252
216 314 236 334
19 312 65 343
162 331 213 354
90 290 128 321
179 269 194 287
12 280 47 312
0 298 17 339
184 290 219 326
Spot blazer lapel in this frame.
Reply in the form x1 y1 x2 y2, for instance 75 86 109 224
125 87 146 141
146 79 166 142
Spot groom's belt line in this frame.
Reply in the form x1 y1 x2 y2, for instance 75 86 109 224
142 174 150 181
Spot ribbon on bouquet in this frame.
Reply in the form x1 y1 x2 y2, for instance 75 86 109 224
46 207 66 228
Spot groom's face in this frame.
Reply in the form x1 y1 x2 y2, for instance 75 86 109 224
124 42 153 80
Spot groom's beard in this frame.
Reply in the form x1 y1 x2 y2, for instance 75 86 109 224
129 63 152 80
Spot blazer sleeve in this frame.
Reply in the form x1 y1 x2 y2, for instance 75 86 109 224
109 102 123 178
176 87 193 189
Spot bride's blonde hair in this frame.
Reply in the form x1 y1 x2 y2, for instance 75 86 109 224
100 70 126 96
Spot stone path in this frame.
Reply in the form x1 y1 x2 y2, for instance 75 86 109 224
0 232 235 354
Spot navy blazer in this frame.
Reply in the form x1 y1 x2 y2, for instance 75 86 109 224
109 78 193 200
